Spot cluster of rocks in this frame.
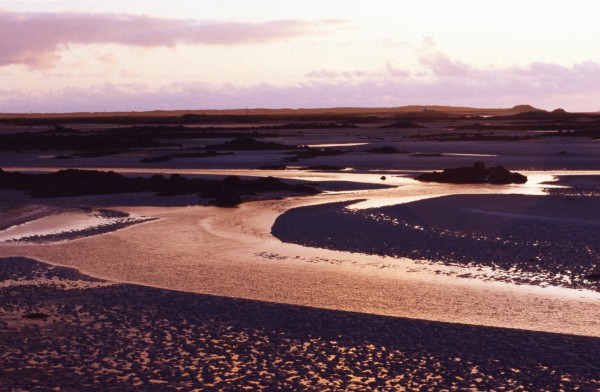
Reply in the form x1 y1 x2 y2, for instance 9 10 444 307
211 175 320 207
363 146 408 154
207 137 295 151
0 168 320 207
140 149 233 163
285 148 348 162
416 162 527 184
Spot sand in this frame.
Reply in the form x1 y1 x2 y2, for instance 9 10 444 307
1 257 599 391
273 193 600 291
1 191 599 339
0 208 154 244
1 124 600 389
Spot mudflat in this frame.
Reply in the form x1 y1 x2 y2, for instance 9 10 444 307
1 109 599 389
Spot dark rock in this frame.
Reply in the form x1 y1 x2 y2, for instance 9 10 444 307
301 165 345 171
255 176 285 190
413 153 443 157
584 273 600 281
416 163 527 184
473 161 485 171
140 150 233 163
208 137 294 151
258 164 287 170
285 148 347 162
140 155 172 163
201 363 215 383
211 190 242 207
222 175 244 189
23 312 50 320
365 146 408 154
380 120 423 129
0 168 320 202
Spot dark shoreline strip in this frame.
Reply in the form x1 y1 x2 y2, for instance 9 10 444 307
271 195 600 291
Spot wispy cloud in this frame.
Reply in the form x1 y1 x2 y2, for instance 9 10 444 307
419 49 600 98
3 43 600 113
305 69 368 79
0 11 340 68
419 51 474 77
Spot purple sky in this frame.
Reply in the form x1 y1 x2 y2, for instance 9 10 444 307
2 1 600 113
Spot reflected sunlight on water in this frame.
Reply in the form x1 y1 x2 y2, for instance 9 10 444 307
0 210 102 242
2 167 599 336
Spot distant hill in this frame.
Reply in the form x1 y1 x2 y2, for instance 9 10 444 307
510 104 545 113
0 104 547 121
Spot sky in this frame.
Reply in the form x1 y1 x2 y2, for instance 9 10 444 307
1 0 600 113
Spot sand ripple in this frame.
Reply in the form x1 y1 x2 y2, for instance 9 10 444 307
273 194 600 291
1 257 599 391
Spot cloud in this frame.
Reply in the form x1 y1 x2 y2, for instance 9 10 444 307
419 51 474 77
385 63 410 78
3 46 600 113
305 69 340 79
0 11 340 68
411 44 600 105
305 69 370 79
5 61 600 114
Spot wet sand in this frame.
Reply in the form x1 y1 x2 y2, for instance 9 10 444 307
1 127 600 389
1 257 599 391
0 208 154 243
273 193 600 291
2 193 599 338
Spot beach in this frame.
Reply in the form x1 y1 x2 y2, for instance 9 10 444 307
273 193 600 291
2 257 599 391
1 114 600 389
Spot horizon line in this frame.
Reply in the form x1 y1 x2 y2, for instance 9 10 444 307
2 103 589 117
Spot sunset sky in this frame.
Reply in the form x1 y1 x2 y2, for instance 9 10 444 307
2 1 600 113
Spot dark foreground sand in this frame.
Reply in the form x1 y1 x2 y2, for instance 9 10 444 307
273 194 600 291
1 257 599 391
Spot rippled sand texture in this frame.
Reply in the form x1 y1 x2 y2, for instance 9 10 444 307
3 198 600 338
1 125 600 390
273 194 600 291
1 258 599 391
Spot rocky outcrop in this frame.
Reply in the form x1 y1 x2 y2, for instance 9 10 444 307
212 190 243 207
0 169 320 206
364 146 408 154
208 137 295 151
416 162 527 184
584 273 600 282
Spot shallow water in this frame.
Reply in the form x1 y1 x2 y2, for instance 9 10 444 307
5 198 599 337
0 210 105 242
1 168 600 336
0 208 150 243
342 172 557 209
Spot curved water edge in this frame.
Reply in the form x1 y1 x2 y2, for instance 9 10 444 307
1 169 599 336
3 257 599 390
0 208 155 244
272 195 600 292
